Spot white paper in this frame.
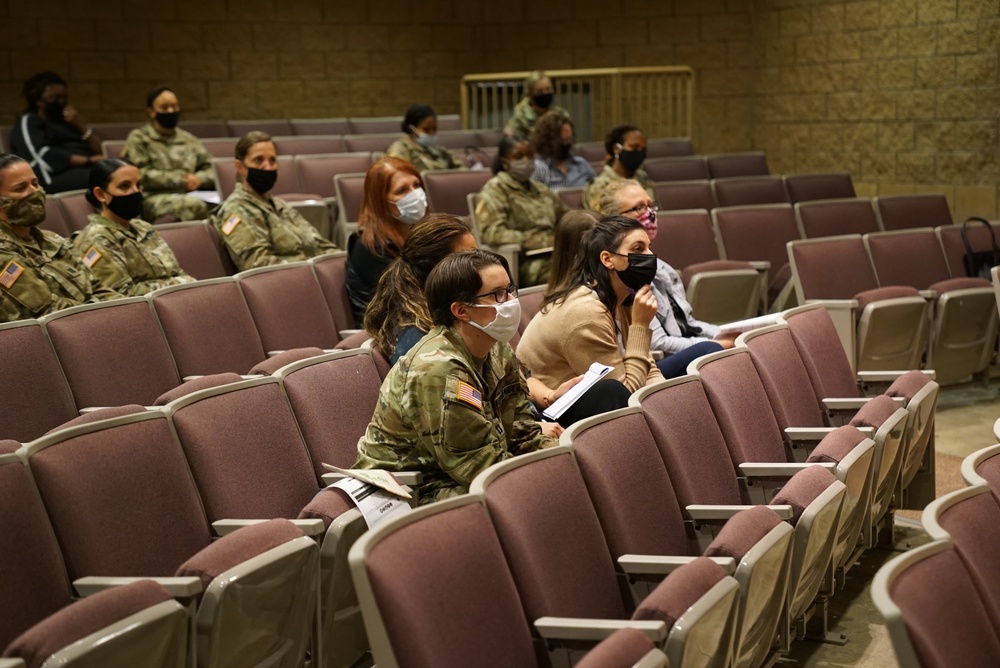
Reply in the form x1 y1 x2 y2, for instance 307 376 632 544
322 464 412 499
716 313 780 335
187 190 221 204
331 477 411 530
542 362 614 421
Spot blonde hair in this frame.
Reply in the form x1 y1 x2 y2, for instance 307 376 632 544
596 178 644 216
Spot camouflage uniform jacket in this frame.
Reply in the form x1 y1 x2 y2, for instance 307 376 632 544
475 171 567 286
583 164 656 212
354 325 554 505
386 135 463 172
0 224 122 322
504 99 572 139
213 182 339 271
122 123 217 221
72 214 195 296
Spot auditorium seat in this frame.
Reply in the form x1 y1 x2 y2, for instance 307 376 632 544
554 186 584 209
712 176 790 207
707 152 770 178
41 298 181 409
101 139 126 159
783 173 856 203
935 219 1000 279
226 119 292 137
0 320 77 441
654 180 717 212
348 117 402 135
40 196 72 237
333 172 366 235
155 220 231 279
90 122 135 142
646 137 696 157
574 141 606 162
179 120 228 138
198 136 239 158
295 153 372 200
25 409 319 668
642 156 710 182
516 284 547 338
272 134 347 156
309 252 358 335
54 190 95 233
290 118 351 136
794 198 880 238
343 133 398 153
212 155 301 199
874 192 954 231
962 442 1000 489
434 130 480 149
0 454 188 668
422 169 493 216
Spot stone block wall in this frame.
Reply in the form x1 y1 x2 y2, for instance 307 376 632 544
0 0 996 218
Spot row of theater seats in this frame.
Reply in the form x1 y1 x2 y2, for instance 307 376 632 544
0 254 362 443
0 301 939 667
873 432 1000 667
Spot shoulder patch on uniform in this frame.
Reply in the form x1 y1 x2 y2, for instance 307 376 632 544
82 246 102 268
221 214 241 236
456 381 483 411
0 260 24 289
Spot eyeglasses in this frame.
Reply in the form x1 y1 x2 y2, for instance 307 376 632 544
621 203 659 217
474 284 518 304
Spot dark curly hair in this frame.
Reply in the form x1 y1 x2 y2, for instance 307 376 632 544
529 111 573 162
603 124 643 166
22 71 66 113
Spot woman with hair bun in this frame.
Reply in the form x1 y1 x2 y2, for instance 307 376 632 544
72 158 194 296
386 103 463 172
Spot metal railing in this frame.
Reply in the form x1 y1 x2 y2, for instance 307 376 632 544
460 66 694 142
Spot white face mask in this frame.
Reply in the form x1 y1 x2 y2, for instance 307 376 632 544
468 298 521 343
413 130 437 148
391 187 427 225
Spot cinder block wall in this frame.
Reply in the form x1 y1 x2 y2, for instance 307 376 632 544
1 0 996 218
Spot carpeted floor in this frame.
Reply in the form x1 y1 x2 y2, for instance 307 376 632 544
776 380 1000 667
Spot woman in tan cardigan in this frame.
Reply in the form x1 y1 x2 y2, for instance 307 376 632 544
517 215 662 393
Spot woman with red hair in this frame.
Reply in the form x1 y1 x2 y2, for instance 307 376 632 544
346 156 426 323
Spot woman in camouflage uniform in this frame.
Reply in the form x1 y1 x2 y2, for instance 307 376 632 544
386 104 463 173
0 154 120 322
582 124 656 212
72 159 195 296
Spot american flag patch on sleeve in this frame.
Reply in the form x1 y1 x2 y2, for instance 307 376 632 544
221 214 241 236
82 246 102 268
456 381 483 411
0 260 24 288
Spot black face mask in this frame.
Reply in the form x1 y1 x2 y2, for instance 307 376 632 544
532 92 554 109
615 252 657 291
245 166 278 195
155 111 181 129
44 101 66 120
105 191 144 221
557 143 572 161
618 148 646 173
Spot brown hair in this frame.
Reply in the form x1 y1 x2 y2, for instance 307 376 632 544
547 209 601 296
426 249 510 327
235 130 272 161
529 111 572 162
357 156 423 255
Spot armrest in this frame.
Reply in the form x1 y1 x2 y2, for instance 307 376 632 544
211 518 325 537
524 246 554 257
534 617 667 644
858 369 936 382
322 471 423 486
804 298 858 310
0 658 26 668
338 329 363 339
267 349 336 357
739 462 836 477
785 427 839 442
918 289 937 300
73 576 202 598
182 375 258 382
686 504 794 521
618 554 735 576
651 350 664 360
747 261 771 272
822 397 904 411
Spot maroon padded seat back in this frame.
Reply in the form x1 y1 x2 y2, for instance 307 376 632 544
152 280 266 377
0 322 77 441
866 229 952 290
937 491 1000 631
29 415 211 578
168 382 318 522
272 135 347 157
40 197 71 237
155 222 230 280
938 222 1000 278
784 173 856 204
885 369 931 401
796 198 880 239
280 353 383 476
349 118 401 134
334 174 366 223
0 459 72 649
518 290 545 334
771 465 837 523
199 137 239 158
226 119 291 137
556 187 583 209
643 156 710 182
239 264 340 351
714 204 799 278
290 119 351 136
424 170 492 216
371 346 391 379
791 236 880 300
44 301 181 408
638 379 743 506
633 557 727 629
807 425 868 464
745 328 826 429
435 130 479 150
655 209 719 268
654 180 716 212
311 254 356 333
250 347 325 374
647 137 695 157
295 153 371 199
47 405 147 433
574 628 655 668
707 152 770 178
483 452 625 621
56 192 97 233
889 545 1000 668
876 193 953 231
696 352 788 464
703 505 783 561
365 501 539 668
680 259 754 287
180 120 228 138
713 176 790 208
154 373 244 405
572 412 690 559
343 134 397 153
783 307 860 399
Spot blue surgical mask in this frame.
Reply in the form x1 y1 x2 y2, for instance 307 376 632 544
414 130 437 148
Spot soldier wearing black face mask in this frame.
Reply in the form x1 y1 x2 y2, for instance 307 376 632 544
583 124 657 212
504 71 572 140
10 71 102 194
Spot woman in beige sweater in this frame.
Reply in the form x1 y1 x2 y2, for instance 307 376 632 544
517 215 662 393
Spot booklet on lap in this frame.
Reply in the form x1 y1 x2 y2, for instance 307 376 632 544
542 362 614 421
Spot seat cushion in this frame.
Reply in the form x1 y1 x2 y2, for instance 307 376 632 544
853 285 921 314
45 405 148 434
574 628 656 668
3 580 173 668
807 425 868 464
771 466 838 524
248 348 325 375
297 488 354 529
0 439 20 454
884 370 931 401
154 373 244 406
703 505 783 560
929 276 991 294
848 394 899 430
175 519 304 593
632 557 726 629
